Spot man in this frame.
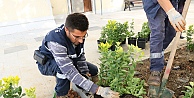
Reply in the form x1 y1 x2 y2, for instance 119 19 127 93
142 0 186 94
35 13 119 98
124 0 134 11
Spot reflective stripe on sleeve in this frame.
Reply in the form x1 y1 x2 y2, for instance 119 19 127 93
56 72 66 79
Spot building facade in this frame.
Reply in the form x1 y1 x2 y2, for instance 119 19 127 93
0 0 124 35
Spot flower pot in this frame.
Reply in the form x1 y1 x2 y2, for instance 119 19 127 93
109 44 116 51
128 37 136 46
97 39 106 49
120 38 126 45
97 39 106 44
137 38 146 49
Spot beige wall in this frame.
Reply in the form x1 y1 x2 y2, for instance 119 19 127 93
50 0 125 15
50 0 68 16
0 0 56 36
0 0 124 23
0 0 125 35
0 0 53 22
95 0 124 13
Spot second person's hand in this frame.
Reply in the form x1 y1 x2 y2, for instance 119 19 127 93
166 8 186 32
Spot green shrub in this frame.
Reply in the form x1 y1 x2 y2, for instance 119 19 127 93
138 22 150 39
182 82 194 98
25 87 36 98
98 42 146 97
0 76 36 98
100 20 129 45
127 19 135 38
186 25 194 52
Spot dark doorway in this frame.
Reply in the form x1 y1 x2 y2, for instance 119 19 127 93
83 0 92 12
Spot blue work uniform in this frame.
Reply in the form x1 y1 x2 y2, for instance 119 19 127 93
142 0 185 71
36 24 98 96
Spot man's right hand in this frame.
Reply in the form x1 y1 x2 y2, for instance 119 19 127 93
96 86 120 98
166 8 186 32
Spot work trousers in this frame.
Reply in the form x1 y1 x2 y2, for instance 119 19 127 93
37 59 98 96
147 0 183 71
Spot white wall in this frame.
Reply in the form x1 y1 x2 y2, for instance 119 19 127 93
0 0 56 36
94 0 124 14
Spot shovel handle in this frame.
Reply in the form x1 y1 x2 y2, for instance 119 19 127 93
162 0 191 82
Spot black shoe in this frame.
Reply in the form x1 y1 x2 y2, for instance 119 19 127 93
148 71 161 86
180 35 185 39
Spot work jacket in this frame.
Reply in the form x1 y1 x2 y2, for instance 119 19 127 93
39 24 98 93
39 24 85 65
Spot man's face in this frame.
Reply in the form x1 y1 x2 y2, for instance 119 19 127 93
65 27 88 45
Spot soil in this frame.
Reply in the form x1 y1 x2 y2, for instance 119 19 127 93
67 89 81 98
135 46 194 98
94 46 194 98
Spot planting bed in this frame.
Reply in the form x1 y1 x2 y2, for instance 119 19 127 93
69 46 194 98
135 46 194 97
67 89 81 98
94 46 194 98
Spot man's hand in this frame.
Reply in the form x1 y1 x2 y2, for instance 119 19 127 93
96 87 119 98
167 8 186 32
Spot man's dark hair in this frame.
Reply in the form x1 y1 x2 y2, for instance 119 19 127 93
65 13 89 32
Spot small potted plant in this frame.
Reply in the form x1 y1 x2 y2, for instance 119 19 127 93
97 30 107 49
97 42 146 97
186 25 194 51
98 20 129 50
137 22 150 49
140 22 150 42
127 19 136 46
181 81 194 98
137 31 146 49
119 21 129 45
0 76 36 98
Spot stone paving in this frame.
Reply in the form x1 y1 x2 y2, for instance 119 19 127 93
0 2 194 97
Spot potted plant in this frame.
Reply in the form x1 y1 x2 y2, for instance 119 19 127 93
137 31 146 49
140 22 150 42
97 31 107 49
98 20 129 50
97 42 146 97
181 81 194 98
119 21 129 45
137 22 150 49
186 25 194 52
127 19 136 46
0 76 36 98
97 27 107 49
